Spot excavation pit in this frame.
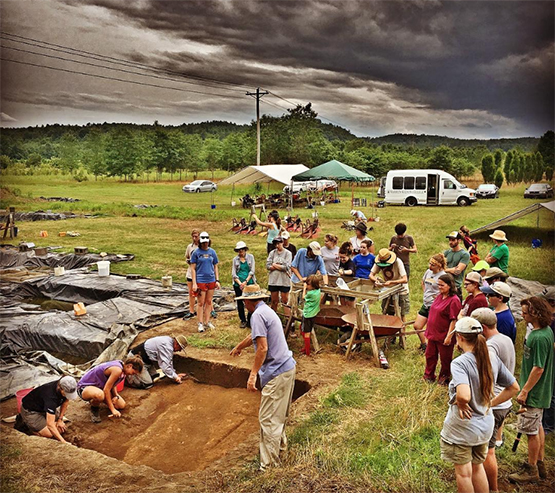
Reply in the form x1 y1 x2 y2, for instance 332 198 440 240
65 356 311 474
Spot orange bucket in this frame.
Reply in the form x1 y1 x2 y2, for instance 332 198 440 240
16 388 33 413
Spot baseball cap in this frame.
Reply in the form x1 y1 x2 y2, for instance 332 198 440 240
446 231 461 240
281 230 290 240
472 260 490 272
199 232 210 243
480 281 512 298
272 236 284 244
308 241 322 255
539 286 555 303
471 307 497 327
454 317 483 334
465 272 482 285
484 267 508 281
59 376 78 400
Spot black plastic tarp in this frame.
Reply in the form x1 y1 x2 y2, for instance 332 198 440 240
0 211 86 221
0 248 134 269
0 271 235 400
0 351 68 401
14 272 186 305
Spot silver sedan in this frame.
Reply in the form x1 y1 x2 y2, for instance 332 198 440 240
182 180 218 193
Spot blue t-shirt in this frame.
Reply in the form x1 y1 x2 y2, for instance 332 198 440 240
291 248 327 283
191 247 219 283
250 301 296 388
496 309 516 343
353 253 375 279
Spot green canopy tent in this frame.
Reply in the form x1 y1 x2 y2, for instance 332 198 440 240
290 159 375 211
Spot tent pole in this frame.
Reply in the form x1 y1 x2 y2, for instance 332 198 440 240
371 181 375 218
351 182 354 208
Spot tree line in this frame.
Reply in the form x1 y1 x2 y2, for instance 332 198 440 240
1 105 553 186
480 131 554 188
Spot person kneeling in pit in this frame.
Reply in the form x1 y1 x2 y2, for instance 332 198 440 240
77 357 142 423
17 376 78 443
127 335 189 389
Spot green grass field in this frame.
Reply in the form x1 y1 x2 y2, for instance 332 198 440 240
1 172 554 492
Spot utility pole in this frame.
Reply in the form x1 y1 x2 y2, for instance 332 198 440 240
246 87 268 165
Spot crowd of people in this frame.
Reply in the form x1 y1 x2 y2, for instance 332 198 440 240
13 210 554 489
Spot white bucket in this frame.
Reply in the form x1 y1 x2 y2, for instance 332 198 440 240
161 275 173 288
97 261 110 277
320 201 326 206
54 266 65 276
231 201 237 207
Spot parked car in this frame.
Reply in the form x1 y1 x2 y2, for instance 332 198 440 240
475 184 499 199
524 183 554 199
283 181 315 193
182 180 217 193
312 180 338 191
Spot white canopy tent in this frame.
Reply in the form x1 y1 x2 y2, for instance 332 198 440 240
470 200 555 235
219 164 309 186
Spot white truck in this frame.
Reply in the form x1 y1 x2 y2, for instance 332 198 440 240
377 169 476 206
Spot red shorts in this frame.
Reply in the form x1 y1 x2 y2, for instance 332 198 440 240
197 281 217 291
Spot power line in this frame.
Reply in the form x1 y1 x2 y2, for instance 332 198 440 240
1 31 350 129
0 31 252 92
2 44 243 97
1 57 246 100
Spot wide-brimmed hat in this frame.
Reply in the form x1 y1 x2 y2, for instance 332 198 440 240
472 260 490 272
471 307 497 327
489 230 508 242
59 376 78 400
355 222 367 233
480 281 512 298
234 241 248 251
350 210 357 216
376 248 396 267
234 284 270 301
199 231 210 243
454 317 483 335
308 241 322 255
446 231 461 240
465 272 482 285
484 267 508 281
173 334 188 351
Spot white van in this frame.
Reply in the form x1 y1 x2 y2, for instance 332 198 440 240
379 169 476 206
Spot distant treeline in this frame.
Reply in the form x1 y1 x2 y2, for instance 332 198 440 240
1 104 553 185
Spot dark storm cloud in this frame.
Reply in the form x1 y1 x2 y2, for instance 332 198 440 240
60 0 554 134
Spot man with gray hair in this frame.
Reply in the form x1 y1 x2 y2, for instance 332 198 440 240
127 335 189 388
471 307 515 493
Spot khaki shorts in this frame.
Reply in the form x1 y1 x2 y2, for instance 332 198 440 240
489 407 511 448
517 407 543 435
382 293 410 317
440 439 488 465
20 406 58 433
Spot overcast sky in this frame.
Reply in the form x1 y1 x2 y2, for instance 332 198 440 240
1 0 553 138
